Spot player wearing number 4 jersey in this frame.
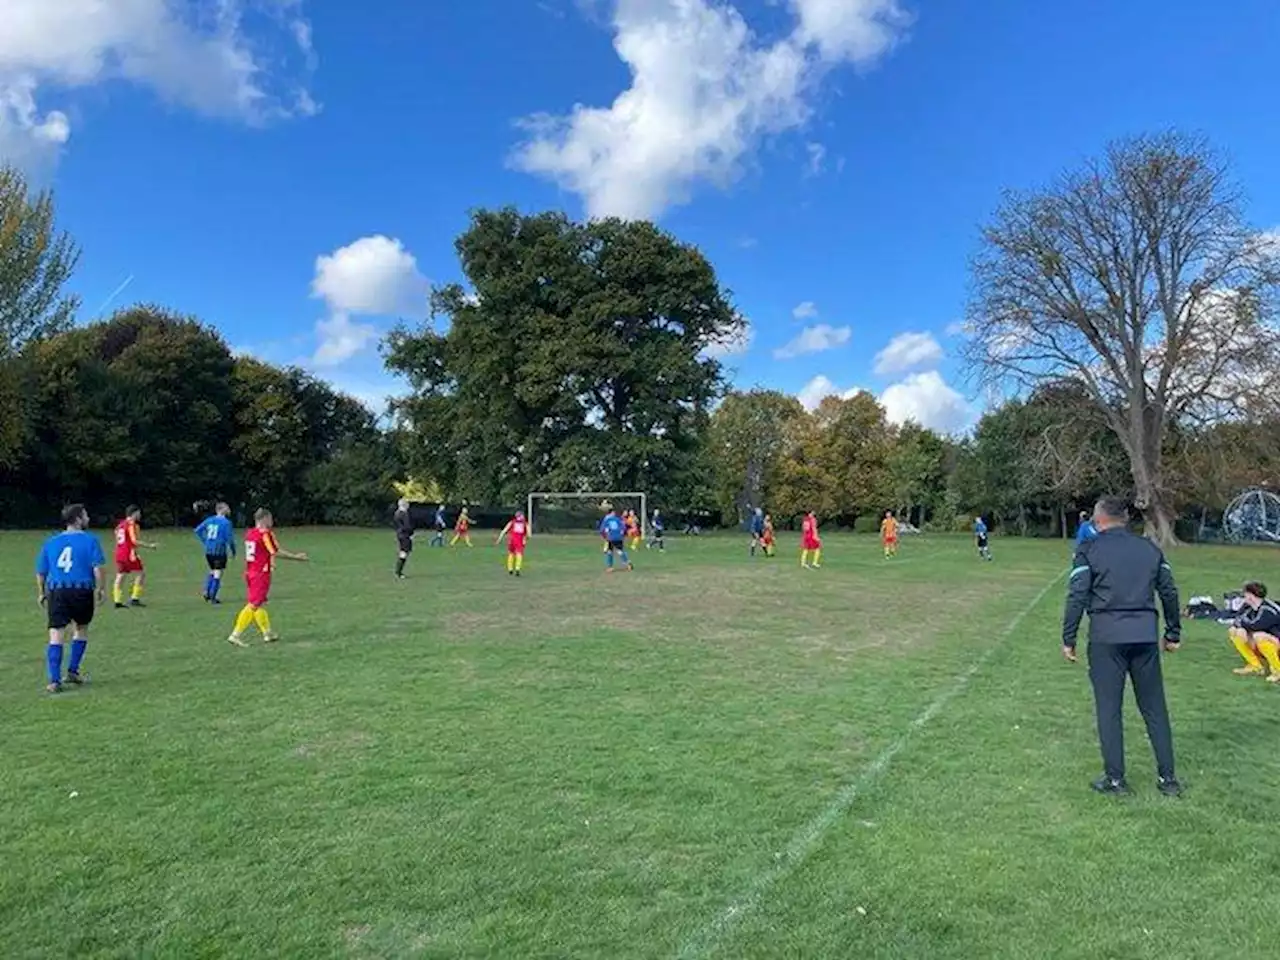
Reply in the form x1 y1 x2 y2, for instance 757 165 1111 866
227 508 308 647
36 504 107 693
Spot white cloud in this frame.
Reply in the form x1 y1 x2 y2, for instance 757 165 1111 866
797 374 862 410
792 300 819 319
702 319 754 359
312 313 377 368
805 140 826 176
879 370 970 432
511 0 911 219
0 0 317 169
774 323 851 359
945 320 966 337
873 330 944 374
312 235 429 318
310 235 430 367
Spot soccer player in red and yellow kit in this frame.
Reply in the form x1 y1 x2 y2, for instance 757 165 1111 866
496 511 530 576
113 505 157 608
801 511 822 569
227 508 308 647
761 514 776 557
451 508 473 547
625 510 642 551
880 510 899 558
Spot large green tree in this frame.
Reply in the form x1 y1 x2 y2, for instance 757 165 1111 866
0 165 81 470
708 389 808 522
385 208 744 505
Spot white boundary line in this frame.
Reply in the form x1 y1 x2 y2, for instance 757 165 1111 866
674 569 1067 960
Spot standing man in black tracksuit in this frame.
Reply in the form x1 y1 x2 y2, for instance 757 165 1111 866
1062 497 1183 797
394 498 415 580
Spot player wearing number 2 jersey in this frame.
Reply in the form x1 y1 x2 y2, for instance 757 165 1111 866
227 508 308 647
35 504 106 693
496 511 529 576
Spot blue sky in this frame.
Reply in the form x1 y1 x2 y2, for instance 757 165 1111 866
3 0 1278 432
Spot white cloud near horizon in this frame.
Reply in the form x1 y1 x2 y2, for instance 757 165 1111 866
774 323 851 359
879 370 970 432
0 0 318 171
796 368 971 432
873 330 944 374
511 0 911 219
310 235 429 367
798 374 862 410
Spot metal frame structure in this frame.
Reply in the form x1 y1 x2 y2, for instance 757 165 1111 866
527 491 647 538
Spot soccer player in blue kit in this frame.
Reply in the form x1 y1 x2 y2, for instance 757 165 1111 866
36 504 107 693
194 502 236 603
599 504 633 572
974 516 993 561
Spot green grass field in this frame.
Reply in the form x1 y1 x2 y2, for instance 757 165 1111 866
2 529 1279 959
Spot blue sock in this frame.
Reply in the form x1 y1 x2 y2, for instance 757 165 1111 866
605 551 614 569
69 639 87 673
47 643 64 684
210 575 221 600
620 550 631 565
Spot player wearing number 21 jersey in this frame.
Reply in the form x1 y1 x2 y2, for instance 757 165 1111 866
227 508 308 648
36 504 106 693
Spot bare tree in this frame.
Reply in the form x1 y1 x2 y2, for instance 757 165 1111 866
963 132 1280 546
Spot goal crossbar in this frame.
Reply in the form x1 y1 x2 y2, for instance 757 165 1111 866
527 491 647 537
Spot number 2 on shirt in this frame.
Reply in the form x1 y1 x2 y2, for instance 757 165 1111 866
245 541 257 562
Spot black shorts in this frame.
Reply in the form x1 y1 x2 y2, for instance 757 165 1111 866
205 553 228 571
607 539 625 551
47 588 95 630
977 535 989 549
398 536 414 554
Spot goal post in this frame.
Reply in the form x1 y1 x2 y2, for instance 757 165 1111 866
527 492 647 537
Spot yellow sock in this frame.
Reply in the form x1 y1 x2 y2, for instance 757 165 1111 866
254 608 273 637
801 550 809 566
113 582 123 605
506 553 515 572
1258 638 1280 675
1233 635 1264 670
516 553 524 572
131 581 144 600
233 605 256 636
814 549 822 566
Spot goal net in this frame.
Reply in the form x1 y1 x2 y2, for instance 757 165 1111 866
528 492 647 536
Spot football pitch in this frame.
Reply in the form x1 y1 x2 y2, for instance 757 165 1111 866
2 529 1279 959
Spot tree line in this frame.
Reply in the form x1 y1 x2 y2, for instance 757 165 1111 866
3 130 1278 540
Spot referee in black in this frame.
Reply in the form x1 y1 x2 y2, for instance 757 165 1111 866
394 498 415 580
1062 496 1182 797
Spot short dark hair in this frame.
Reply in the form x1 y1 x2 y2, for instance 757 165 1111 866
125 504 140 517
61 503 87 527
1094 497 1129 523
1244 581 1268 600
